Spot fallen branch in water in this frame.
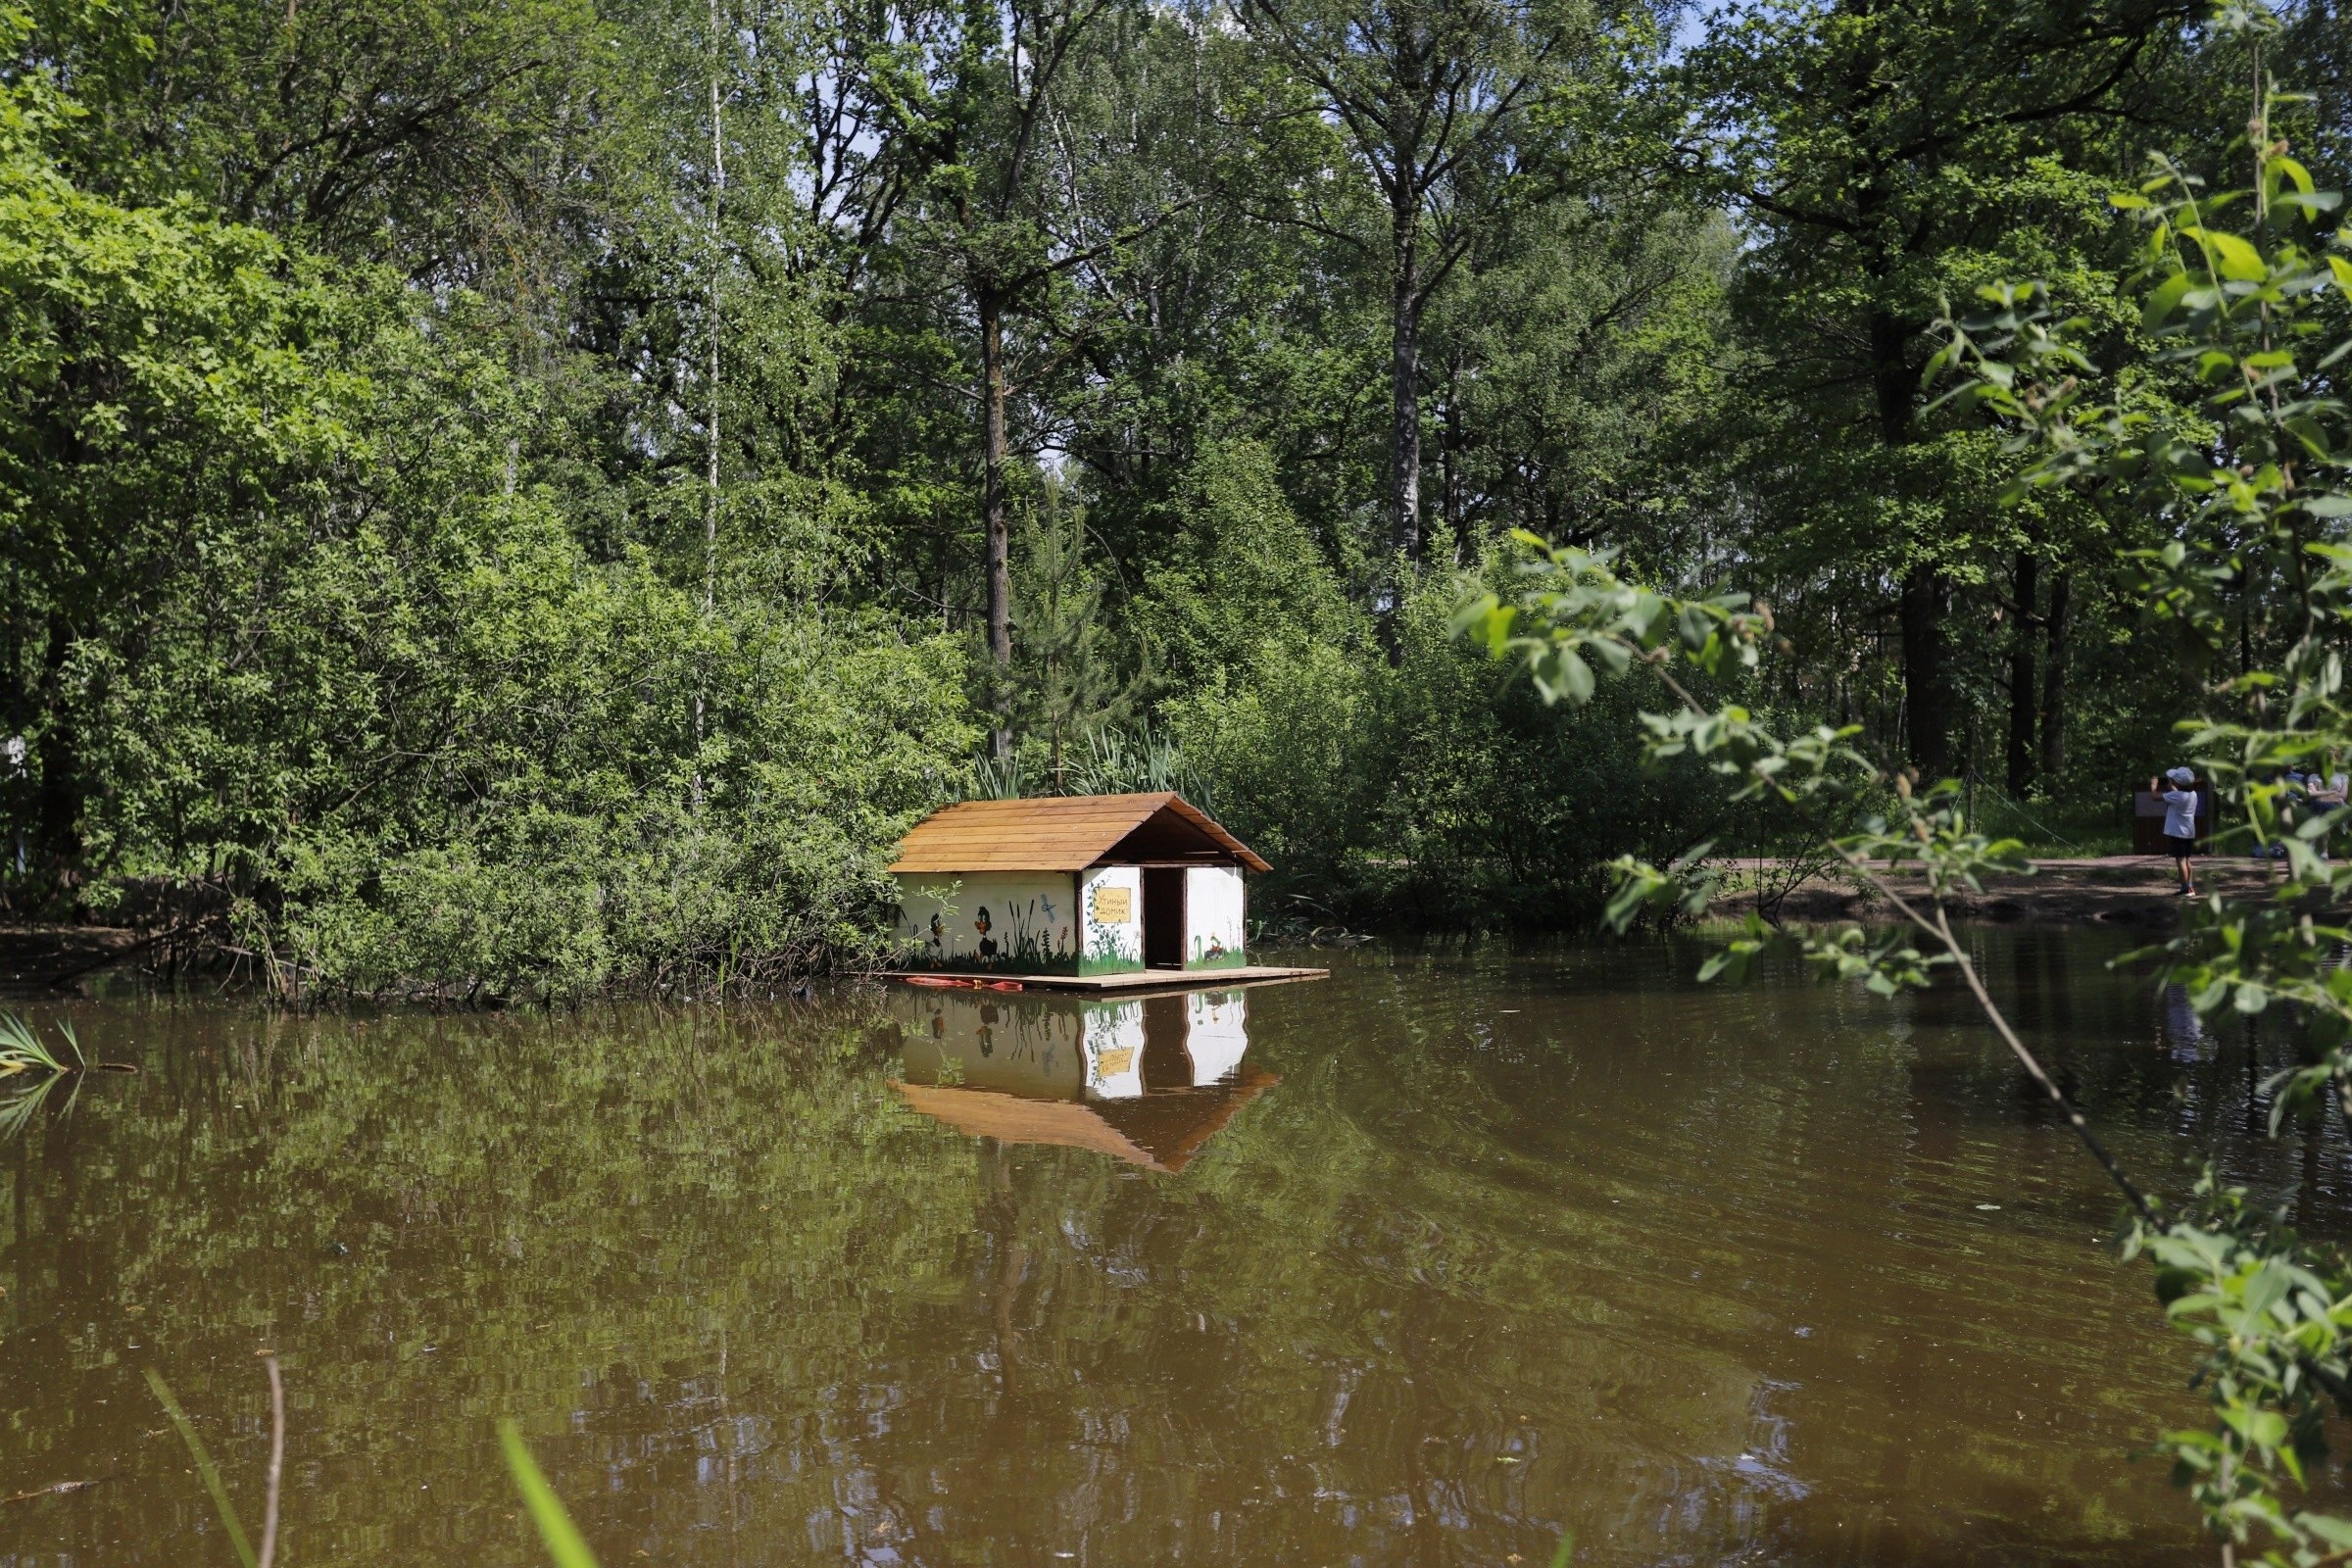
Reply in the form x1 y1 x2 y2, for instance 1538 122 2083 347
1 1478 104 1504
40 912 227 992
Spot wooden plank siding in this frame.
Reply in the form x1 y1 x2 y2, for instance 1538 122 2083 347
888 792 1270 874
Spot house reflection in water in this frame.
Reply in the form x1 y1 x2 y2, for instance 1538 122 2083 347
885 988 1275 1172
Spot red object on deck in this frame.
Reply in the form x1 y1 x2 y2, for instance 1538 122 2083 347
901 975 1025 992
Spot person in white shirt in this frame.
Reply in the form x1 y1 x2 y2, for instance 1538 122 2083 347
2150 766 2200 896
2302 757 2347 860
2311 758 2349 810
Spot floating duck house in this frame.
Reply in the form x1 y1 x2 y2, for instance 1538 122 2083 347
890 793 1269 978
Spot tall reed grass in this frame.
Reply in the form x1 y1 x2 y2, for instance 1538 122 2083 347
0 1013 79 1075
149 1363 605 1566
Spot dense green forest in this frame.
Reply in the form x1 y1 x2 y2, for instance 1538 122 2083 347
0 0 2344 994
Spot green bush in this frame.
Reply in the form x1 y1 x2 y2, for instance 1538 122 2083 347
1164 568 1738 928
0 58 976 996
1166 635 1383 902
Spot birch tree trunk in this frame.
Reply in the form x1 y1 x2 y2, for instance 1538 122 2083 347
1390 214 1422 564
981 289 1013 760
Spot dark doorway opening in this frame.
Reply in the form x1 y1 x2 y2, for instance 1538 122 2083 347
1142 868 1185 968
1141 994 1194 1085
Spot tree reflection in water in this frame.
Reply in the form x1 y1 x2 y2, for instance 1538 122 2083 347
2 932 2343 1564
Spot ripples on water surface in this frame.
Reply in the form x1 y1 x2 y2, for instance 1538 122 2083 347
3 928 2348 1565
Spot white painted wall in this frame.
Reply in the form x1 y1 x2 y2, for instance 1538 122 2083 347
896 862 1239 974
1081 1000 1147 1097
1079 865 1144 973
1185 989 1250 1083
894 873 1080 970
1184 864 1247 969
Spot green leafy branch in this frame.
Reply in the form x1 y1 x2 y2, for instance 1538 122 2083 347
1838 105 2352 1567
1461 82 2352 1563
1459 536 2151 1219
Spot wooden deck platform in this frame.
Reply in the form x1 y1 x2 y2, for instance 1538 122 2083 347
899 965 1327 994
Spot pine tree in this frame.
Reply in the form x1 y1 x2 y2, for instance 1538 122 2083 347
1010 487 1142 792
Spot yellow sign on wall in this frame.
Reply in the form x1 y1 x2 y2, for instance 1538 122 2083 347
1092 886 1132 923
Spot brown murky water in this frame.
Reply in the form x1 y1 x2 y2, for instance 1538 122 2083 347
1 930 2344 1565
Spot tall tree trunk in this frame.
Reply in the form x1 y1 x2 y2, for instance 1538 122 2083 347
1390 218 1422 564
2006 549 2038 797
980 289 1012 760
1899 564 1951 777
1870 302 1946 776
35 608 76 877
692 0 723 812
704 0 724 620
2 556 17 884
1442 357 1463 560
2039 570 2071 781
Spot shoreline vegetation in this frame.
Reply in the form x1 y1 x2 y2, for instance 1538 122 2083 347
0 855 2283 1000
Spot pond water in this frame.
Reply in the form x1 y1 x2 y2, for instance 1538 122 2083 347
2 929 2347 1566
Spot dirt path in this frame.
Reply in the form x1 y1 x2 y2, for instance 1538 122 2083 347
1725 855 2293 927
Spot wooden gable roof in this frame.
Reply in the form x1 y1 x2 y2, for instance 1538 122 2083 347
890 1069 1279 1172
888 791 1270 874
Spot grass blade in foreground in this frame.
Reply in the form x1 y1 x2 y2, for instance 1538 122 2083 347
499 1418 601 1568
143 1368 256 1568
